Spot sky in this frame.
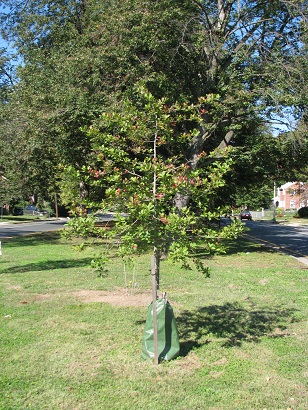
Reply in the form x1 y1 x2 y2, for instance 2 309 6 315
0 4 12 50
0 6 7 48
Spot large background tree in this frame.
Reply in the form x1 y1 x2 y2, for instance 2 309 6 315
0 0 307 209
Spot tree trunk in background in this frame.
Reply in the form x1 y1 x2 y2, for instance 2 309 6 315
54 192 59 218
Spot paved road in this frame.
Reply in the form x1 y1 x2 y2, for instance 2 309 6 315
243 220 308 258
1 217 307 261
0 219 67 239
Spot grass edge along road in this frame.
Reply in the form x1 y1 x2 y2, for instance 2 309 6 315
0 232 307 409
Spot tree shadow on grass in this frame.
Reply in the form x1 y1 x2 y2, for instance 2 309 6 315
2 232 63 248
192 237 275 262
3 231 112 250
0 257 94 274
177 301 298 356
222 237 275 255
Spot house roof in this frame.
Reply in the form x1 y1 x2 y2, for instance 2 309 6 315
279 182 297 189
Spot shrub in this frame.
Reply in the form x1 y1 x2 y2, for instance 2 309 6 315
297 207 308 218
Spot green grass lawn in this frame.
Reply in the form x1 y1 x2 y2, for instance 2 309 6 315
0 232 307 409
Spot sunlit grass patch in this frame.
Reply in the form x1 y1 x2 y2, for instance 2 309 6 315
0 233 307 409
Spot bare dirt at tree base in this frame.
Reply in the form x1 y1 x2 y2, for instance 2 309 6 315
72 289 152 307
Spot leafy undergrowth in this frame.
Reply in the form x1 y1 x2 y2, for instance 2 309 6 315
0 233 307 409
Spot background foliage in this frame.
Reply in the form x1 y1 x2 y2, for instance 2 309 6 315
0 0 307 210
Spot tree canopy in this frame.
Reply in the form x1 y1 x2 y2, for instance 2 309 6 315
0 0 307 208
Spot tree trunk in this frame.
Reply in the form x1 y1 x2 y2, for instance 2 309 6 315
152 246 160 290
54 192 59 219
151 247 160 364
173 191 190 211
79 181 89 202
174 130 234 213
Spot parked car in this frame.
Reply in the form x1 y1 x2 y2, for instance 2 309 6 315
24 205 48 216
240 210 252 221
93 211 128 227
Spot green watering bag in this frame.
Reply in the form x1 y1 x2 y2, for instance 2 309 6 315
141 298 180 361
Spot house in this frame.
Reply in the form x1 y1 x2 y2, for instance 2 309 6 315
274 182 307 210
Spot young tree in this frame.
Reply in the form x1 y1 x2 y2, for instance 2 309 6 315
65 86 243 283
